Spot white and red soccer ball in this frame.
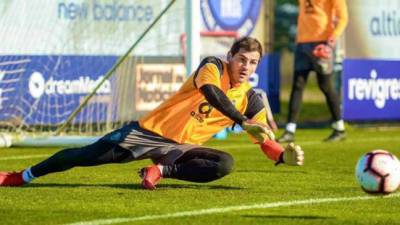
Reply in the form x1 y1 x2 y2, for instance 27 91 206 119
355 150 400 194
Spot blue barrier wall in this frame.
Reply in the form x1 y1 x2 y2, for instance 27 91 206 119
253 53 281 114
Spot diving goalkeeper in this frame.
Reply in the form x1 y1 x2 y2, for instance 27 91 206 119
0 37 304 190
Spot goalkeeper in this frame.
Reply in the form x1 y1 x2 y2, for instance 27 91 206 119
0 37 304 190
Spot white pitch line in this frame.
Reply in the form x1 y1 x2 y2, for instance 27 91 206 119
65 193 400 225
0 154 50 161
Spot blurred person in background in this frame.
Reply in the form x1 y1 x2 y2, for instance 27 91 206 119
278 0 348 143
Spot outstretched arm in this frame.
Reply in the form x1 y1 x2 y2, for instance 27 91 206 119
246 94 304 166
250 114 304 166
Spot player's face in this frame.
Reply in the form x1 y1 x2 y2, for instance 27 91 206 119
228 49 260 85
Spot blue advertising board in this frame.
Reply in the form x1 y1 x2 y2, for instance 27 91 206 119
343 59 400 121
251 54 280 113
0 55 117 125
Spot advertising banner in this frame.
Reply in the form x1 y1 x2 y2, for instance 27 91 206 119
343 59 400 121
135 64 186 111
0 55 116 124
343 0 400 121
345 0 400 60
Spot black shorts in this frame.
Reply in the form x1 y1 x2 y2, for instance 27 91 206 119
294 42 333 75
101 121 203 164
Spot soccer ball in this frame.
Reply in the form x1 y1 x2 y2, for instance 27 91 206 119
355 150 400 194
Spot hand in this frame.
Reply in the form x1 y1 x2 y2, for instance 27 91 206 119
279 143 304 166
313 44 332 59
242 120 275 143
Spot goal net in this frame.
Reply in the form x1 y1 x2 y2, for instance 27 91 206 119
0 0 185 147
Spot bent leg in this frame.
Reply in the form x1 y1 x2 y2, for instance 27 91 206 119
31 140 134 177
163 148 234 183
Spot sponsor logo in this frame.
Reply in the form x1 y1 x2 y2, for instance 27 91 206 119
200 0 261 36
57 1 153 22
135 64 185 111
29 71 111 99
198 102 213 118
191 102 214 122
370 10 400 37
190 111 204 123
347 69 400 109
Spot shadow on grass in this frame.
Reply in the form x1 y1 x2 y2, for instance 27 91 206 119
24 182 243 190
236 169 307 174
242 214 335 220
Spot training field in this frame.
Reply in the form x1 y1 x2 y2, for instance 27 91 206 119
1 127 400 225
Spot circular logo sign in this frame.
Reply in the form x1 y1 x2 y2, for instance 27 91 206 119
29 72 45 99
200 0 261 36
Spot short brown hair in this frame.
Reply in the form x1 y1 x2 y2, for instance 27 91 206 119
229 37 263 58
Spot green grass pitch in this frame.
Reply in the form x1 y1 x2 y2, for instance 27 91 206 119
1 127 400 225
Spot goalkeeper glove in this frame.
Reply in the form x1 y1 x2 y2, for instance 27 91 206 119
241 120 275 143
313 44 332 59
278 143 304 166
260 141 304 166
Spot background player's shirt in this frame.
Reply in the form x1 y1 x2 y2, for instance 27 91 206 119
139 57 266 145
297 0 348 43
